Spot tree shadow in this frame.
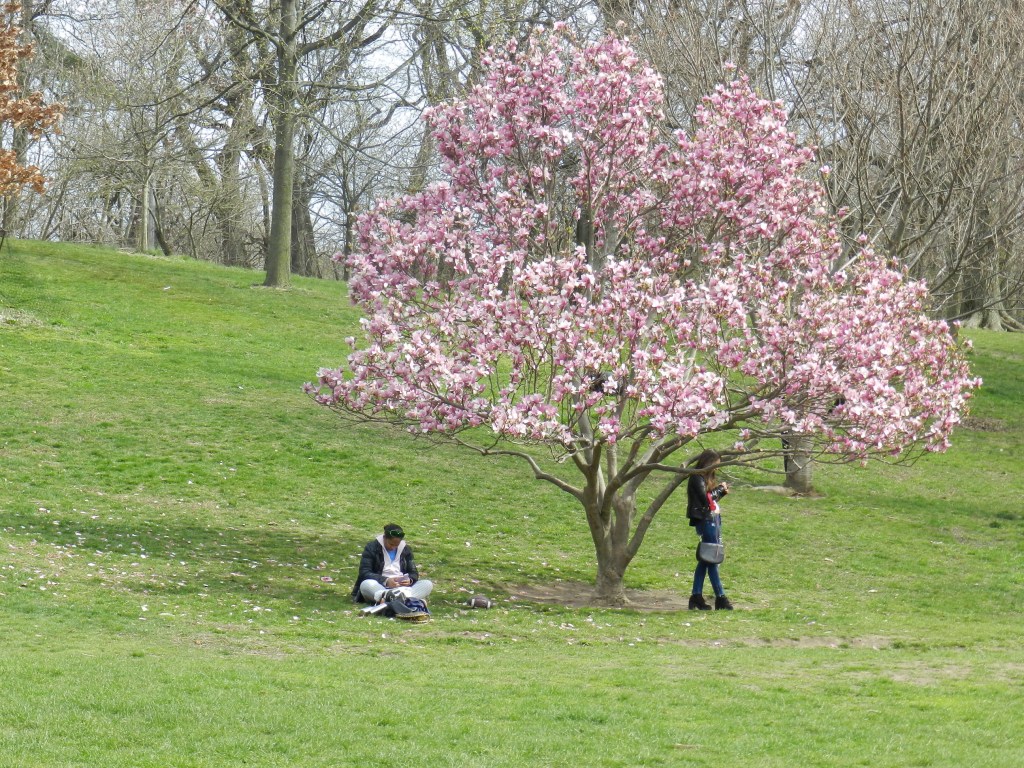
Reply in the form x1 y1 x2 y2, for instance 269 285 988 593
1 507 366 613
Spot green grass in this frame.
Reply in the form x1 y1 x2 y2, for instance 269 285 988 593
1 239 1022 766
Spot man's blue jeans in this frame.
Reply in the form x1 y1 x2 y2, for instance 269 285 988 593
692 516 724 597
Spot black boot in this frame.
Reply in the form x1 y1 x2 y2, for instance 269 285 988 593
714 595 734 611
689 594 712 611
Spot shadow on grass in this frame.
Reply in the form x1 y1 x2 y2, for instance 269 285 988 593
1 507 369 613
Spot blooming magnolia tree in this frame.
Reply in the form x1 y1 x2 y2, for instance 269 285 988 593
309 29 979 604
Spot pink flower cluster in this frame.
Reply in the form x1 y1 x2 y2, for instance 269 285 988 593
309 29 979 461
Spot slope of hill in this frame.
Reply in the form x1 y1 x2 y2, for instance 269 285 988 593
2 240 1022 767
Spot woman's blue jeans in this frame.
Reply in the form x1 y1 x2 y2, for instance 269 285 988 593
692 516 725 597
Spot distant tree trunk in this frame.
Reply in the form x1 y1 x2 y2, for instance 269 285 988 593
139 172 152 252
783 435 815 494
152 202 172 256
340 211 352 280
962 268 1006 330
406 130 434 196
256 152 271 254
126 194 141 250
981 222 1006 332
263 0 298 288
216 96 252 268
290 169 319 277
961 209 1006 330
264 117 296 285
215 182 249 267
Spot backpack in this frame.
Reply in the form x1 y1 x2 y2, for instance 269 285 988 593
384 593 431 622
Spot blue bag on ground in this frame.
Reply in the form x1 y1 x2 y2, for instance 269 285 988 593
384 593 431 621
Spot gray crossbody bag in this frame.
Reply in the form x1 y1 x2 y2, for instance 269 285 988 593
696 512 724 564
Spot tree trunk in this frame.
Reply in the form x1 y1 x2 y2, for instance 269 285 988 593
213 4 257 268
783 434 814 494
595 556 628 605
264 104 296 286
215 187 248 267
215 112 250 268
290 165 319 277
961 234 1006 330
339 205 355 280
263 0 298 288
586 491 634 606
126 194 140 250
151 193 172 256
981 253 1005 331
139 173 152 252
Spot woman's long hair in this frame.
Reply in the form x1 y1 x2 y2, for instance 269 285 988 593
689 449 721 485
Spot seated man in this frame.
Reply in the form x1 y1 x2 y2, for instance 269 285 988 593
351 523 433 605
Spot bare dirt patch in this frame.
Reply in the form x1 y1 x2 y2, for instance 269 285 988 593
505 580 692 611
0 308 45 328
962 416 1007 432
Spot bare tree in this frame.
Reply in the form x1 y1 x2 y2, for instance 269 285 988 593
179 1 268 267
40 1 213 253
607 0 1024 331
209 0 404 288
803 0 1024 329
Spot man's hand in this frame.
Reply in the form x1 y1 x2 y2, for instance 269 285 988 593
386 576 411 587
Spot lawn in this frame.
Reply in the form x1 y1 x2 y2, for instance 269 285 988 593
1 240 1022 767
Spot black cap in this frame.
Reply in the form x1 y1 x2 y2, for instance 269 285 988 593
383 524 404 538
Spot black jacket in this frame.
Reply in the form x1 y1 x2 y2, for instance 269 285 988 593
351 537 421 602
686 474 728 526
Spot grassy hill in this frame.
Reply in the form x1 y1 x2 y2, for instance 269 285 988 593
1 240 1022 767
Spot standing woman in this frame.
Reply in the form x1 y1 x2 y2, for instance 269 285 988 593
686 449 734 610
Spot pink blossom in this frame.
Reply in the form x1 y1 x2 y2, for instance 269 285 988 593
309 29 978 468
